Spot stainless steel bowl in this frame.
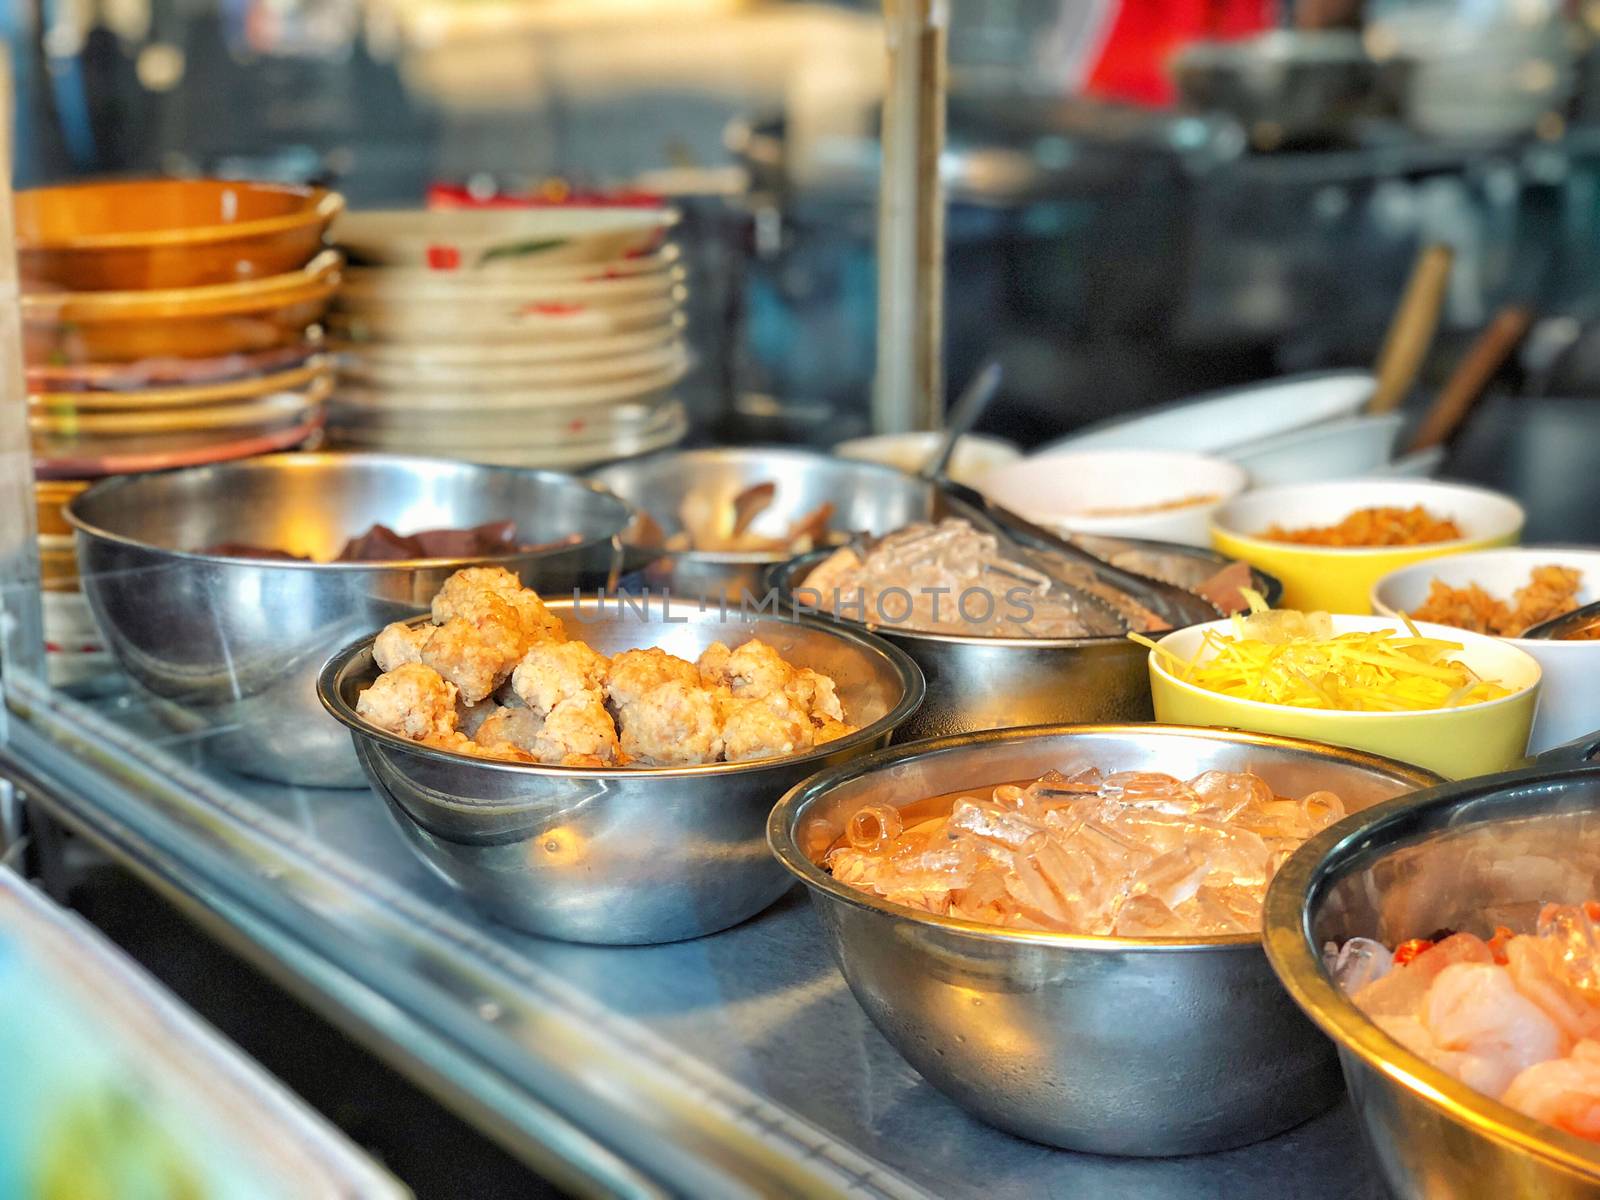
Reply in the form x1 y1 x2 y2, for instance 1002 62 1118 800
1265 734 1600 1196
68 453 630 789
320 597 925 945
770 537 1282 743
588 447 938 603
768 723 1438 1156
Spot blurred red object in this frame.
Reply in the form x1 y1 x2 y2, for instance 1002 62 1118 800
1083 0 1274 107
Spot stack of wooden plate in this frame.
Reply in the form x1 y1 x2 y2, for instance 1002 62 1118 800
15 178 344 684
326 207 689 466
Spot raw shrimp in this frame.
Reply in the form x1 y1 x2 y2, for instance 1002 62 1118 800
1418 963 1565 1097
1504 1040 1600 1140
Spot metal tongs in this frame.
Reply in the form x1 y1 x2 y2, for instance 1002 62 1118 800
920 363 1223 632
1522 598 1600 640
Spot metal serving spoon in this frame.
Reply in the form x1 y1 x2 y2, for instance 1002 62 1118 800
1521 598 1600 640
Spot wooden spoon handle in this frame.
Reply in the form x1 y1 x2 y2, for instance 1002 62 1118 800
1407 305 1534 453
1369 244 1454 415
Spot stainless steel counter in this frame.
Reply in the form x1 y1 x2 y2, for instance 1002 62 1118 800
2 671 1381 1199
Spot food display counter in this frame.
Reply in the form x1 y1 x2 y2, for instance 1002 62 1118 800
0 673 1382 1199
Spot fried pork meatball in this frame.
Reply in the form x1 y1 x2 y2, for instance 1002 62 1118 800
421 615 520 705
533 693 622 766
814 715 853 744
374 620 435 672
511 640 610 716
720 694 815 763
616 680 723 765
696 641 733 688
787 667 845 725
430 730 536 764
432 567 565 644
724 639 794 700
357 663 459 741
474 706 547 754
604 647 701 710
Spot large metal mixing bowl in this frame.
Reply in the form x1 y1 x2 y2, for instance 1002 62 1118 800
1265 734 1600 1197
768 724 1437 1156
770 536 1281 742
320 597 924 944
588 446 938 603
67 453 630 789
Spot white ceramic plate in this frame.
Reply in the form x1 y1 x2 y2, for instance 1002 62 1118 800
338 341 689 390
1035 371 1374 457
333 207 677 270
336 267 683 311
330 358 687 413
340 246 679 287
326 296 680 343
328 317 684 365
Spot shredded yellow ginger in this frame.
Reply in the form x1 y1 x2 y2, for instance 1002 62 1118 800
1132 591 1513 712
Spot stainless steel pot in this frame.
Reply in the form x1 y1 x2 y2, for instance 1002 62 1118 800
1265 732 1600 1198
769 537 1281 743
588 447 938 603
320 597 924 945
68 453 630 789
769 724 1438 1156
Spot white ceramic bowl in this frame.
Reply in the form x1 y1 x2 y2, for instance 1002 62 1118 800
1034 371 1373 456
831 431 1020 486
1227 413 1404 486
1373 547 1600 754
976 449 1248 547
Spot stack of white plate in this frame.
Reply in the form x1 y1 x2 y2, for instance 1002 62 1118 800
326 207 690 466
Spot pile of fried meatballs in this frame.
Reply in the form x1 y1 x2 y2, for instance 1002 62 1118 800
356 567 855 767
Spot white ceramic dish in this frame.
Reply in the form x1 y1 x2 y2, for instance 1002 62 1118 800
341 246 678 286
327 296 679 343
338 341 689 390
976 449 1248 547
1373 547 1600 754
1034 371 1374 457
831 431 1021 485
1227 412 1405 486
326 400 688 467
330 358 686 412
336 266 683 308
332 206 678 270
329 317 684 365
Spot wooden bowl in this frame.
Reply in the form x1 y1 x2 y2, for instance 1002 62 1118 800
25 340 321 393
16 179 344 291
22 252 341 363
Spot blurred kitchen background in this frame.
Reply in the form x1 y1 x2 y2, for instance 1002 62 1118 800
14 0 1600 454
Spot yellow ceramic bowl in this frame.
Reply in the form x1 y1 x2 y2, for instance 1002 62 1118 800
1147 615 1541 780
1210 479 1524 613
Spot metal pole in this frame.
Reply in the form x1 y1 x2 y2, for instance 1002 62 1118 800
872 0 947 434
